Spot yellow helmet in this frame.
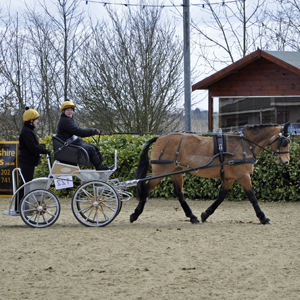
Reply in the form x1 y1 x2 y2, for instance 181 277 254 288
23 107 40 122
61 100 76 112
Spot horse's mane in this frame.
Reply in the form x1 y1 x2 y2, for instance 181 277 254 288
242 123 279 132
164 125 280 136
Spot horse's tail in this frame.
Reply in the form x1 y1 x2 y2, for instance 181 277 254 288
136 136 159 200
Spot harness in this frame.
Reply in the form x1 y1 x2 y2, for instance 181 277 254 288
151 132 187 169
213 132 228 181
150 126 290 181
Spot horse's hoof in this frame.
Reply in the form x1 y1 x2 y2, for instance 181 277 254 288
130 213 138 223
201 212 208 223
260 217 272 225
190 217 199 224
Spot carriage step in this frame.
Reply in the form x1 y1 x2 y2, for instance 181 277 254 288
3 210 20 216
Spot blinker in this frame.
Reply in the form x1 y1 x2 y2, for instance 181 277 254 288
280 138 288 147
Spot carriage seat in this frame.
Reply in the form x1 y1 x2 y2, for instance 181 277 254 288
52 135 90 166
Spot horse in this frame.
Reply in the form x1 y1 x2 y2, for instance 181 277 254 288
130 123 290 225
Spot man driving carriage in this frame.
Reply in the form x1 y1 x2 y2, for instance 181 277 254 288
56 100 111 171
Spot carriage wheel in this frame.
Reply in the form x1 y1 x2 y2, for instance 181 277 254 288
117 200 123 215
20 189 60 228
71 180 120 227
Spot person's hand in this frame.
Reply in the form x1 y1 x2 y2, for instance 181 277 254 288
93 129 100 135
46 149 51 156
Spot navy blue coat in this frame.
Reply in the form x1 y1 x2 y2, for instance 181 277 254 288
18 123 50 166
56 113 94 145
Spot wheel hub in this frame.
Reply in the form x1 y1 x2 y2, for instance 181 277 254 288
37 206 43 212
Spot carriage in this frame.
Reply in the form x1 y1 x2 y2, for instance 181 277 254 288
3 123 291 228
3 135 138 228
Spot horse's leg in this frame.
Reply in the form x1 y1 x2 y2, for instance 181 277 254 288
238 174 271 225
173 174 199 224
130 181 149 223
130 177 162 223
201 179 234 222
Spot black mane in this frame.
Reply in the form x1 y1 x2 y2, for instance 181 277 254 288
242 123 279 132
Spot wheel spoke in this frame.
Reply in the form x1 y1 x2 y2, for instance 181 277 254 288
20 189 60 228
72 181 120 227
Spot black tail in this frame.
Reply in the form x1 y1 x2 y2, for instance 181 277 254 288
136 136 158 199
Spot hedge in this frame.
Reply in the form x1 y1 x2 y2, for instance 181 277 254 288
36 134 300 202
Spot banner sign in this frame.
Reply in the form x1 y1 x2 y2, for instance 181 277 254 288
0 142 19 197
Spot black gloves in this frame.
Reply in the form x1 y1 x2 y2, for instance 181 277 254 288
45 149 51 156
93 129 100 135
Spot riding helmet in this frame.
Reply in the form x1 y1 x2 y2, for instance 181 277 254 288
61 100 76 112
23 107 40 122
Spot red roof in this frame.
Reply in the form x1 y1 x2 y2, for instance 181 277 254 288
192 48 300 91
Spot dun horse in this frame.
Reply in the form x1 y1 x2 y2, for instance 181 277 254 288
130 123 290 225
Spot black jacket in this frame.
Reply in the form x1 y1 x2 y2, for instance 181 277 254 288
56 113 94 145
18 122 49 166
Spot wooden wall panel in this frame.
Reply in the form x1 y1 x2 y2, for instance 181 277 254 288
209 58 300 97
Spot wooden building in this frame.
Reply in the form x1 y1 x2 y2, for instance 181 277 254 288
192 49 300 133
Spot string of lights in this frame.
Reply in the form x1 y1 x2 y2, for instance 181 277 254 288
83 1 238 8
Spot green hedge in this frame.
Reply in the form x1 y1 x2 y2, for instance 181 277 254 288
36 135 300 202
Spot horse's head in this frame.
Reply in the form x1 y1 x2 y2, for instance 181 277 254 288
269 122 290 166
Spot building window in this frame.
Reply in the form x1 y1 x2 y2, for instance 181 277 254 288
212 96 298 132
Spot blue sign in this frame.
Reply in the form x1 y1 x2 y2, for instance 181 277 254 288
0 142 19 197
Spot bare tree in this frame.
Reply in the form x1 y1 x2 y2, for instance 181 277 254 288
191 0 269 71
75 6 184 133
263 0 300 51
0 12 30 140
39 0 90 101
0 0 90 139
24 9 63 135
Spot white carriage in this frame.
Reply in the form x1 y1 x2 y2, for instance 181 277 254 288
3 135 137 228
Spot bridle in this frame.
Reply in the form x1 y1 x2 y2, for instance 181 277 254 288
268 132 290 155
241 126 290 157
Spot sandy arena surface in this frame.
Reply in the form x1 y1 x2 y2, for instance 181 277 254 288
1 197 300 300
